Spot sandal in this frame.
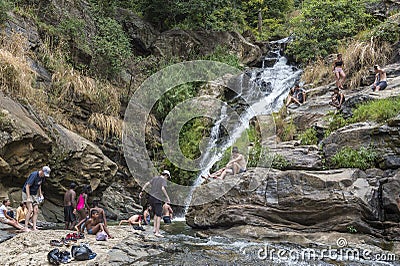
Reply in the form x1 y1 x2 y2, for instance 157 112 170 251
50 240 63 247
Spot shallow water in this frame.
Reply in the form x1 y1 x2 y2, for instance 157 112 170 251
139 221 400 266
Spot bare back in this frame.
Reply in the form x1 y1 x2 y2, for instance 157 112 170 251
64 189 76 207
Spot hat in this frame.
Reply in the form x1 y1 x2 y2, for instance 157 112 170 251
42 166 51 177
161 170 171 177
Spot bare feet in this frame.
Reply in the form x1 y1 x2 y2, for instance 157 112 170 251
22 227 31 232
154 233 164 238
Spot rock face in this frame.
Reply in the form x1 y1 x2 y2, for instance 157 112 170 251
0 92 118 222
186 168 400 239
151 30 262 65
322 115 400 169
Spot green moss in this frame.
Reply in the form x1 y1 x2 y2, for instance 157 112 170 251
350 97 400 123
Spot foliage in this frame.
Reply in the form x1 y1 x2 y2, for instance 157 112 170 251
273 108 296 142
92 17 132 77
179 117 211 160
330 146 377 170
0 0 11 24
201 46 243 70
347 225 357 234
324 111 349 138
351 97 400 123
299 127 318 145
363 14 400 44
287 0 378 63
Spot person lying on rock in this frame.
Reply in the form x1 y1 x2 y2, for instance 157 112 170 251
203 147 247 180
0 199 27 231
329 87 345 110
371 65 387 92
162 202 173 224
75 209 113 239
118 214 142 226
286 83 306 107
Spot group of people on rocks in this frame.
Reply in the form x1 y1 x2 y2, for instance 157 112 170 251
0 165 175 240
285 53 388 110
0 166 51 232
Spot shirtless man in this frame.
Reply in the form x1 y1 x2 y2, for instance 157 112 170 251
118 214 142 226
162 202 173 224
75 209 112 238
89 200 107 226
371 65 387 91
207 147 247 180
64 182 77 230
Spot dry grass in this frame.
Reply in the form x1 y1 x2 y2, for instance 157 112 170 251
302 40 393 89
88 112 123 140
0 33 36 97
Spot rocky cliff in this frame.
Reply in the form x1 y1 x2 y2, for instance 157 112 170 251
186 64 400 240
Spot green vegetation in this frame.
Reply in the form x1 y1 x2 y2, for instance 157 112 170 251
287 0 378 63
347 225 358 234
351 97 400 123
299 127 318 145
325 97 400 137
92 17 132 77
330 146 377 170
273 109 296 142
0 1 11 24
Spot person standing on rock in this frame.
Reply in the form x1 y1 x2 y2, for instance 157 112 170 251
76 185 91 223
162 202 173 224
371 65 387 92
64 182 77 230
333 53 346 89
139 170 171 237
22 166 50 231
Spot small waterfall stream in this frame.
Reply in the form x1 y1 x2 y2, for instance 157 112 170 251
186 42 302 207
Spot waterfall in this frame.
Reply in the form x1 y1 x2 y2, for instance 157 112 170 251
183 45 302 211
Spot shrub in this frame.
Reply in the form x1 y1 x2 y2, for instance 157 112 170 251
299 127 318 145
350 97 400 123
0 1 10 24
330 146 377 170
92 17 132 78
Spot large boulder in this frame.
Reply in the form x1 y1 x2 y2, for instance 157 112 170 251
115 8 160 56
322 115 400 169
151 29 262 65
0 92 52 185
186 167 400 238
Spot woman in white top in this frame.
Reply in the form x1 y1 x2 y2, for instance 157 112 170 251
0 199 26 231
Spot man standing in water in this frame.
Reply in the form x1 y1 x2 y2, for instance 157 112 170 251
139 170 171 237
64 182 77 230
22 166 51 231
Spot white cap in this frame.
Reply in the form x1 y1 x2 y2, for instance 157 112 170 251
42 166 51 177
162 170 171 177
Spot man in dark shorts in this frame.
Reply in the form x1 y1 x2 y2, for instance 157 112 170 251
162 202 173 224
64 182 77 230
139 170 171 237
22 166 50 231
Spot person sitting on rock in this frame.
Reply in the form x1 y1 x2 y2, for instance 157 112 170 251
89 200 107 226
143 205 151 225
0 199 27 231
204 147 247 180
119 214 142 226
371 65 387 92
329 88 345 110
286 83 306 107
16 202 32 226
75 209 112 238
162 202 173 224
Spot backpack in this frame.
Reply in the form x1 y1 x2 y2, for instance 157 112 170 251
71 243 97 261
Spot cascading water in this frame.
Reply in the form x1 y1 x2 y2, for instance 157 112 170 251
185 41 302 209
